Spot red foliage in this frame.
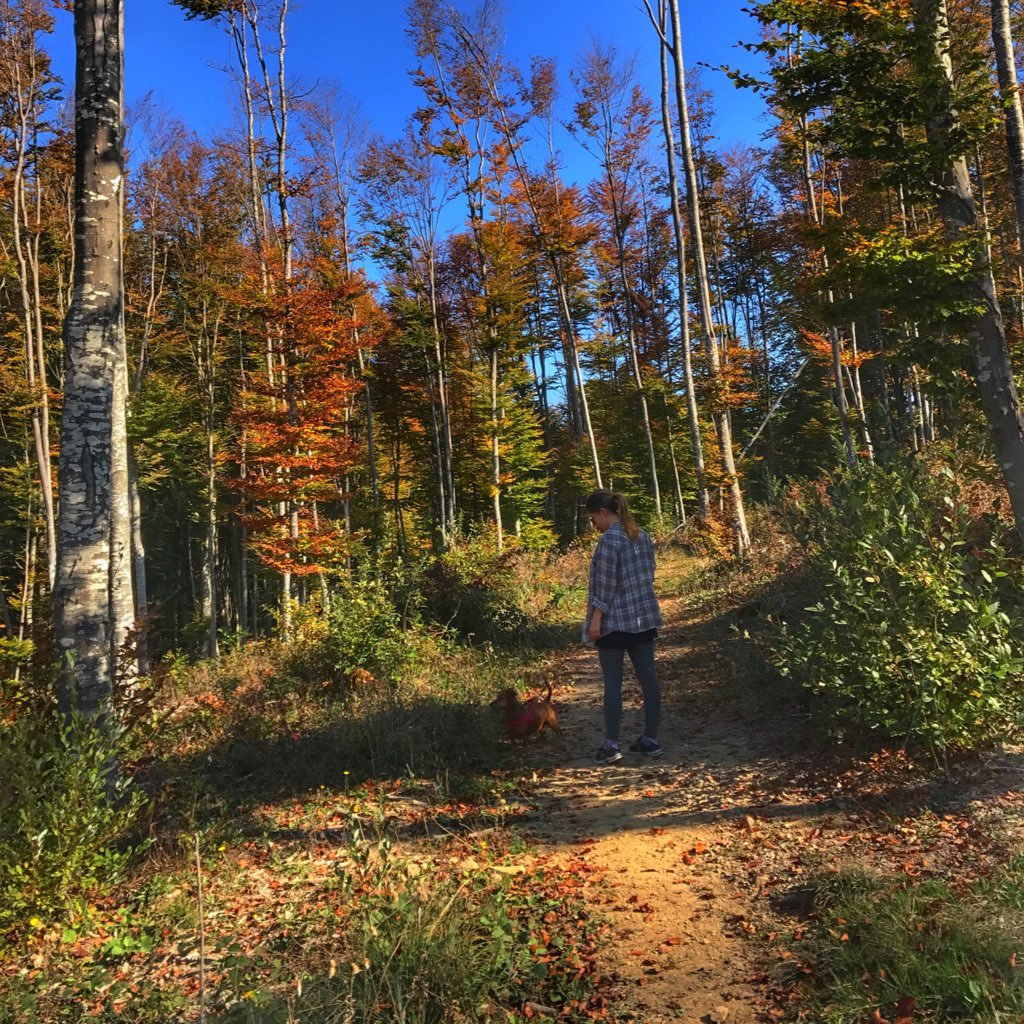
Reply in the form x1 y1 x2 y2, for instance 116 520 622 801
229 262 381 576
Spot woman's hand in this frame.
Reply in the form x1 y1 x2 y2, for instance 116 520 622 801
588 608 603 641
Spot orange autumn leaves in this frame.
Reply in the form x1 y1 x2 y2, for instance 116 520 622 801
231 267 380 576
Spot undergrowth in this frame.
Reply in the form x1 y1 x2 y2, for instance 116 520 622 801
771 458 1024 754
0 534 606 1022
773 862 1024 1023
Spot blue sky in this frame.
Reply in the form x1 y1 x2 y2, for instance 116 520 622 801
47 1 770 189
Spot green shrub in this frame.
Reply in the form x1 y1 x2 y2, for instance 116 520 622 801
287 578 415 686
423 539 530 646
0 638 34 683
0 711 148 936
773 462 1024 752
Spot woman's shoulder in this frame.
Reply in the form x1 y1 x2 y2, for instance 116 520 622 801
632 528 655 552
593 527 624 555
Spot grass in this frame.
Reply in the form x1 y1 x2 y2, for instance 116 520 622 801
773 864 1024 1022
0 544 611 1023
20 523 1024 1023
211 851 604 1023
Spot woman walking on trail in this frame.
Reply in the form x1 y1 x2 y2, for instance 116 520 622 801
583 489 664 764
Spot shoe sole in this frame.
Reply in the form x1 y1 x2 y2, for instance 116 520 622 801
594 752 623 764
629 748 664 757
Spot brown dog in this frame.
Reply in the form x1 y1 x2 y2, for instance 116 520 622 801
491 680 561 741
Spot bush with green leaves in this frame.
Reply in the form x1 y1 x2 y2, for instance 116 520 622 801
423 538 530 647
289 577 415 685
0 711 148 936
773 462 1024 752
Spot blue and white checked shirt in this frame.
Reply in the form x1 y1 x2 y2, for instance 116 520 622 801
582 522 664 643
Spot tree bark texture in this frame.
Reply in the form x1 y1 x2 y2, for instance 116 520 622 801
918 0 1024 532
6 10 58 589
655 6 708 517
992 0 1024 252
667 0 751 553
54 0 133 718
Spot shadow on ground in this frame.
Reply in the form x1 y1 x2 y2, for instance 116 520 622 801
147 589 1017 852
515 600 1014 846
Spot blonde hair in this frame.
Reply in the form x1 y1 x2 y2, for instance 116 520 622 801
584 489 640 541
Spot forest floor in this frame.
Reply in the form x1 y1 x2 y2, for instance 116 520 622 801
510 555 1024 1022
9 551 1024 1023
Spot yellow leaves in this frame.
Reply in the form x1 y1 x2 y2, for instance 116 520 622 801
799 328 833 362
797 0 912 23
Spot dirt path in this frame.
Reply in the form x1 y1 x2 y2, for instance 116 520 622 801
521 594 830 1024
513 575 1024 1024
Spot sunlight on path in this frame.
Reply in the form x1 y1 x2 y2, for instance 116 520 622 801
524 644 763 1023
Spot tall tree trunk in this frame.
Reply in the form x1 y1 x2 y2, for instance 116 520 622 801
229 4 268 636
9 32 57 590
128 448 149 675
247 0 296 629
993 0 1024 253
917 0 1024 532
426 254 454 543
17 489 34 678
654 2 709 516
203 391 219 659
54 0 133 719
790 31 857 467
666 0 751 553
490 342 503 552
603 146 663 517
454 26 602 490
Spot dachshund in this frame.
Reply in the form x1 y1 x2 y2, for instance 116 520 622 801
491 680 561 741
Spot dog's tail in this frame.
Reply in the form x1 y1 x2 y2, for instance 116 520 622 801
544 678 553 704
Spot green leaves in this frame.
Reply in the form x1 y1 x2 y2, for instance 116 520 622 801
820 225 988 338
0 711 150 938
773 461 1024 752
170 0 241 21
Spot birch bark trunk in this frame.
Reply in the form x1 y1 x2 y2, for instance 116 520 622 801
654 3 708 517
992 0 1024 253
666 0 751 553
8 18 57 589
54 0 133 718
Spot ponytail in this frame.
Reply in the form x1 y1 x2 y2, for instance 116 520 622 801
584 488 641 541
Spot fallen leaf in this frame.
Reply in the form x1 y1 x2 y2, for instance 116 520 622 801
894 994 917 1019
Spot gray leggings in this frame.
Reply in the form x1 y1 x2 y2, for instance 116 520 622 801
597 638 661 742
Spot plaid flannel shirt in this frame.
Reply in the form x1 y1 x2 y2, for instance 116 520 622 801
582 523 663 644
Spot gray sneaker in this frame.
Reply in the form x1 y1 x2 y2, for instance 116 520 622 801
628 737 663 757
593 743 623 764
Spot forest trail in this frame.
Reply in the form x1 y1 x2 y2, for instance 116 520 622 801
521 588 832 1023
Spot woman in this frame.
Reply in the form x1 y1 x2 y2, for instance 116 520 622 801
582 489 664 764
